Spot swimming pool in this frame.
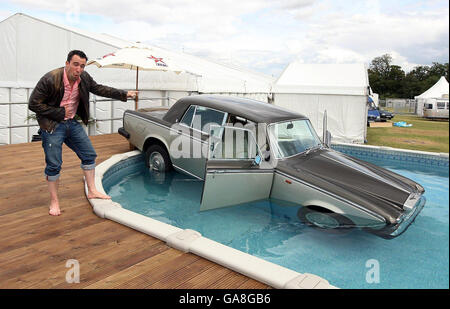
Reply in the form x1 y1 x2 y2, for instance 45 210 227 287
102 146 449 289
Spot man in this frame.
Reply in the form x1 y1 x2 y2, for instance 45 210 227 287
29 50 138 216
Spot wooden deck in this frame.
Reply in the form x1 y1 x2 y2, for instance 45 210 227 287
0 133 270 289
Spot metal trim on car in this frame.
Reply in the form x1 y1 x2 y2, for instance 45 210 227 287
207 169 274 174
390 196 425 237
172 164 204 180
402 192 422 215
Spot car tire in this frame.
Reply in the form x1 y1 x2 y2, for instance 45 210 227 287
297 206 355 233
145 144 172 173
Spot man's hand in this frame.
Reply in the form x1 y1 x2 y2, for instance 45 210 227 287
127 91 139 100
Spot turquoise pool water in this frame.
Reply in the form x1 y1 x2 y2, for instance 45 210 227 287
103 151 449 289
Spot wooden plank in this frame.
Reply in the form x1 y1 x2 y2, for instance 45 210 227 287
84 248 184 289
0 199 88 238
238 279 273 289
0 206 100 254
29 234 165 289
0 133 272 289
0 221 132 285
176 263 232 289
116 253 200 289
206 271 250 289
147 258 216 289
3 228 141 288
0 220 122 267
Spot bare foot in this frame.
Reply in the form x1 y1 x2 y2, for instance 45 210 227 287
49 200 61 216
87 191 111 200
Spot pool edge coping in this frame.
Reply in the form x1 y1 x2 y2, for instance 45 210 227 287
84 150 339 290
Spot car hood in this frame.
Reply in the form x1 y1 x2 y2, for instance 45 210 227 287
275 148 424 223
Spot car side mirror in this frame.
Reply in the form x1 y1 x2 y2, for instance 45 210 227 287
252 155 262 166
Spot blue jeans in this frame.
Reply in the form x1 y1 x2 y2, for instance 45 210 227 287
41 119 97 181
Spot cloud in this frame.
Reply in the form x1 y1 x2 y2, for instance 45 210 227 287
0 10 13 21
7 0 449 76
12 0 268 24
276 0 316 10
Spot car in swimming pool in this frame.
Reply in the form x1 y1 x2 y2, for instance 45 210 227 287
119 95 425 239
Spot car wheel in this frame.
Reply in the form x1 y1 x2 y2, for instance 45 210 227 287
145 144 172 173
297 206 354 233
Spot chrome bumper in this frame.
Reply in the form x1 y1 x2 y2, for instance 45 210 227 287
370 195 426 239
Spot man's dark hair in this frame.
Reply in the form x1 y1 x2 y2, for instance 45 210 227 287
67 50 88 62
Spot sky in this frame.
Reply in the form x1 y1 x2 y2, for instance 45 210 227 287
0 0 448 77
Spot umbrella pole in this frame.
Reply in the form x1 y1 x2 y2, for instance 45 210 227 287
135 67 139 110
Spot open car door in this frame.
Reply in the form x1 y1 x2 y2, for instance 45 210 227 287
200 125 274 211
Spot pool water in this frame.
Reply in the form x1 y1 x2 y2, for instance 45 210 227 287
103 154 449 289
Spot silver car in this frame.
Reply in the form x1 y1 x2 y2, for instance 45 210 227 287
119 95 426 239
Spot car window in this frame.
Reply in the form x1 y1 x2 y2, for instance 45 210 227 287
192 106 226 134
180 105 196 127
209 126 259 160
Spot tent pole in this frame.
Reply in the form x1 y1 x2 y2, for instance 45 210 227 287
135 67 139 110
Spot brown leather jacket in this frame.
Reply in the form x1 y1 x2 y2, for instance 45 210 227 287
28 67 127 132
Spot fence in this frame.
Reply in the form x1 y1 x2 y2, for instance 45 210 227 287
0 90 271 145
0 96 173 145
378 99 417 115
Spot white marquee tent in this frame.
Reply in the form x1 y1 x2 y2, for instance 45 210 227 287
0 13 273 144
415 76 449 116
0 13 371 146
273 62 370 144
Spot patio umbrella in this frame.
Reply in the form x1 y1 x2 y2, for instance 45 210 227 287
87 44 184 109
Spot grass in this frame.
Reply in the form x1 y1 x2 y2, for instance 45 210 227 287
366 115 449 153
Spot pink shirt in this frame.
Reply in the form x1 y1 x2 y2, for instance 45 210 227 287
60 69 80 120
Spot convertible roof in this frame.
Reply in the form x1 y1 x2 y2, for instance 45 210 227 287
164 95 307 124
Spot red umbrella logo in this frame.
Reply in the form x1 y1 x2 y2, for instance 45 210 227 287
102 52 116 58
148 55 167 67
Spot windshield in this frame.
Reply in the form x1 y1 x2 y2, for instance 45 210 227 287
269 119 322 158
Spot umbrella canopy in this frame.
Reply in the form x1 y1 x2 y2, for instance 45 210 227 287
87 44 184 108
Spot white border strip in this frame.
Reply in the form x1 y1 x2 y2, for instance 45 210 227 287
85 150 338 289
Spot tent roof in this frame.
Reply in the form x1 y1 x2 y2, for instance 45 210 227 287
273 62 369 95
0 13 274 93
415 76 449 99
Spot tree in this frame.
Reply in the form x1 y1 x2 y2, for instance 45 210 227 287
369 54 392 78
368 54 449 99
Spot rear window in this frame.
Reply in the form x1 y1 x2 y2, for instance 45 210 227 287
180 105 195 126
192 106 227 133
